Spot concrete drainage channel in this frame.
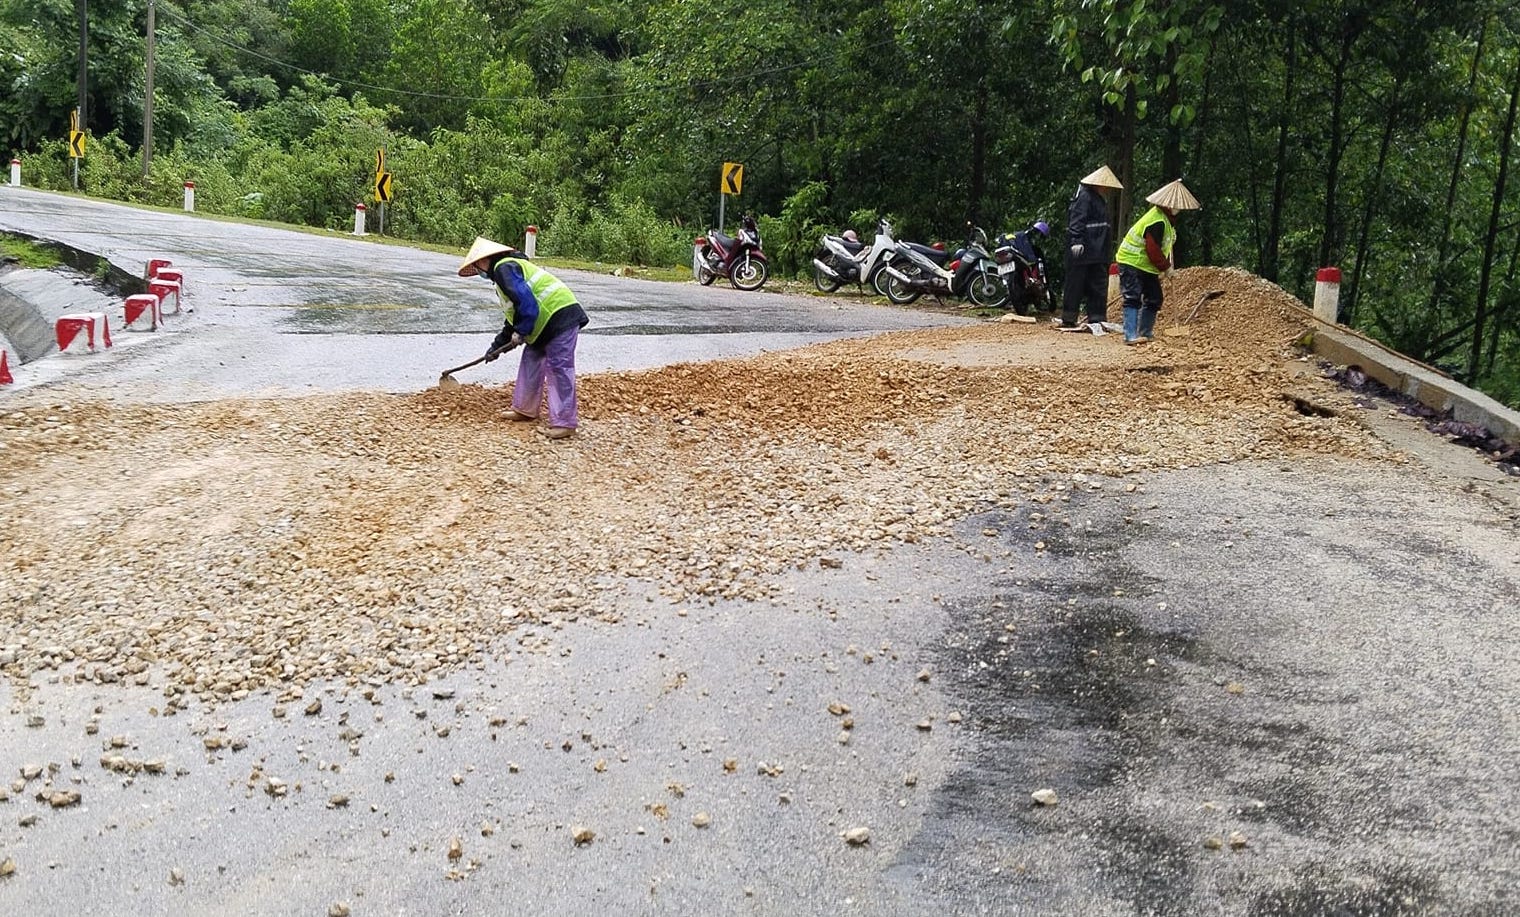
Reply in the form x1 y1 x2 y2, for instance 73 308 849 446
1 232 147 343
0 233 160 387
1304 317 1520 466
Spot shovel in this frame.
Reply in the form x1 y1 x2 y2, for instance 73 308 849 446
437 342 517 389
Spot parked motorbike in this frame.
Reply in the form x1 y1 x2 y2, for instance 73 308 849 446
881 224 1006 307
875 238 952 304
993 221 1052 316
694 214 769 291
813 217 899 294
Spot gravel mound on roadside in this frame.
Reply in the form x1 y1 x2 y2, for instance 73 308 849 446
0 268 1387 702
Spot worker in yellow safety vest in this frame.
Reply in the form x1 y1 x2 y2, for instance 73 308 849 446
1114 180 1201 345
458 237 590 439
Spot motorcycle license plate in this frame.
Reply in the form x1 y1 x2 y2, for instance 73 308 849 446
997 262 1019 276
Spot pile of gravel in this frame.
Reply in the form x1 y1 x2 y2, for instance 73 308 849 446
0 268 1388 703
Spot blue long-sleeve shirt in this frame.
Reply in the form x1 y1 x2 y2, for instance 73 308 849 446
486 259 589 353
490 259 540 338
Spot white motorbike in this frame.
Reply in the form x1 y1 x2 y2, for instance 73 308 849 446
812 217 901 296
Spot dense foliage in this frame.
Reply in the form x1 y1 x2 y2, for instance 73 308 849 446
4 0 1520 406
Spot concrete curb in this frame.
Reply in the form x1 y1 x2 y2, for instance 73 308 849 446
1298 308 1520 443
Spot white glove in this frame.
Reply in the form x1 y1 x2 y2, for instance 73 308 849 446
1070 244 1085 258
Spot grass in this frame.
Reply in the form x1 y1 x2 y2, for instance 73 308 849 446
0 233 63 269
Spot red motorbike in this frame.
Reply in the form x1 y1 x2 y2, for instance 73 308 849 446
694 214 769 291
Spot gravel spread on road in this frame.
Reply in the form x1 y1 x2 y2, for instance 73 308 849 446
0 267 1390 702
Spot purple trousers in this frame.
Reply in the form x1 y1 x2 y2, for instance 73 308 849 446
512 326 579 428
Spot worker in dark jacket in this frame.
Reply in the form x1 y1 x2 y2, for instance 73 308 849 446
458 237 590 439
1114 180 1202 344
1060 165 1124 333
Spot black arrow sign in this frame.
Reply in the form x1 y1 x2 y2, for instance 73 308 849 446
723 162 743 196
68 131 85 158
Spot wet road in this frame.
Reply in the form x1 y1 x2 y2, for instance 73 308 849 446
2 187 1518 914
2 457 1516 915
0 186 968 399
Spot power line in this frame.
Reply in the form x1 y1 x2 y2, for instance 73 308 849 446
156 5 897 106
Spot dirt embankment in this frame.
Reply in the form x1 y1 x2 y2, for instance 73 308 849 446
0 267 1387 702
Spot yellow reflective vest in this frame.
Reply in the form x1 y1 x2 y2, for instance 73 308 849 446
492 256 577 344
1116 207 1175 275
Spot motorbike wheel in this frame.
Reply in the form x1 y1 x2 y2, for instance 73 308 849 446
968 271 1009 309
813 260 844 293
730 256 768 291
697 264 717 286
884 267 923 306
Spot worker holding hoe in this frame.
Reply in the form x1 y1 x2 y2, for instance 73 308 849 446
1114 179 1201 345
458 237 590 439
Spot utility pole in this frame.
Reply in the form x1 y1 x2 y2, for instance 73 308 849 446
75 0 88 129
143 0 155 176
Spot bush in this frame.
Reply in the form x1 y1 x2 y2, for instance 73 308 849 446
540 194 689 266
761 181 831 279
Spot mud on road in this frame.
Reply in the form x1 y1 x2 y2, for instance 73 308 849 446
1 267 1517 914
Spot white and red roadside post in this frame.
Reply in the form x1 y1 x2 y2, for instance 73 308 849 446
156 268 185 299
8 158 18 187
353 203 367 236
148 277 182 315
1108 262 1120 303
524 225 538 259
183 181 195 212
124 294 162 332
55 313 112 354
1314 267 1342 323
0 349 13 384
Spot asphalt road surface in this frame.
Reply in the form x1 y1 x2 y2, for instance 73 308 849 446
0 186 967 399
1 188 1518 915
2 456 1516 916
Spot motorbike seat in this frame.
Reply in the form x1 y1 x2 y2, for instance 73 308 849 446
710 230 737 250
839 239 866 255
904 241 950 264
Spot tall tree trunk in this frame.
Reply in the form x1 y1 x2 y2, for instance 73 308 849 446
75 0 88 127
1488 227 1520 377
1468 48 1520 382
1236 37 1265 271
1116 83 1139 235
1428 18 1488 316
1186 40 1217 265
966 80 988 226
1161 44 1184 181
1264 21 1296 282
1317 28 1354 270
1347 71 1407 326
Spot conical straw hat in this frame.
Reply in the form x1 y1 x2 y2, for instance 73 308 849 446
457 237 517 276
1080 165 1123 189
1145 179 1201 211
